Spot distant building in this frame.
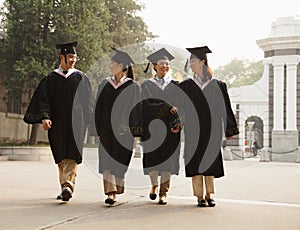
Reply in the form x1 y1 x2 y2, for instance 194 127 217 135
229 16 300 162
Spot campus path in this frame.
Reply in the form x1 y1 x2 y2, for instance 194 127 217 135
0 156 300 230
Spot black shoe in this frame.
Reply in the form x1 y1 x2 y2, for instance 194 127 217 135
61 188 72 201
205 197 216 207
197 199 207 207
158 195 167 205
105 197 116 205
149 193 157 200
158 199 167 205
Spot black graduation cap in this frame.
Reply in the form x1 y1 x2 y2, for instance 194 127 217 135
146 48 175 64
111 48 135 67
56 41 77 55
144 48 175 73
186 46 212 60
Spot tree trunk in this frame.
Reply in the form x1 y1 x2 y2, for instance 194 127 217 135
29 123 40 145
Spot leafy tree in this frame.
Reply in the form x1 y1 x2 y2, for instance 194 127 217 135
213 58 263 88
0 0 154 144
105 0 155 47
87 0 156 85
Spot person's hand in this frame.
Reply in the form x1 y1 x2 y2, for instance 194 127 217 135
171 123 181 133
226 136 233 140
170 106 178 115
42 119 52 130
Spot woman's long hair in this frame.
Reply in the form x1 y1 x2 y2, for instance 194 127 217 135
203 59 213 76
186 57 213 76
125 66 135 80
116 63 135 80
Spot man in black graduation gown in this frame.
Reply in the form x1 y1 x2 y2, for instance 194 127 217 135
180 46 239 207
24 41 94 202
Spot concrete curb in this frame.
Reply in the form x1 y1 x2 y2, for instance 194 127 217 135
0 147 99 161
0 146 52 161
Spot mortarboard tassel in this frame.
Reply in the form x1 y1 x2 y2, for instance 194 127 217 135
184 59 189 73
143 62 150 73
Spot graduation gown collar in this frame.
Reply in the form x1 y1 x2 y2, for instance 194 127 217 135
188 74 213 90
149 75 174 90
106 75 132 89
54 66 79 78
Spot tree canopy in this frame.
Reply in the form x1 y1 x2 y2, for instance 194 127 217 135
0 0 154 108
213 58 264 88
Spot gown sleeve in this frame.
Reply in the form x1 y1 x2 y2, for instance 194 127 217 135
129 82 143 137
94 80 107 136
82 74 94 120
82 73 97 135
217 80 239 137
177 80 189 126
23 77 51 124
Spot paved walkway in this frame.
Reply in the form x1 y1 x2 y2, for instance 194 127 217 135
0 157 299 230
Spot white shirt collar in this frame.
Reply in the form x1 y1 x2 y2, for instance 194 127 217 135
112 75 127 84
150 75 173 90
191 74 213 90
106 75 131 89
55 66 78 78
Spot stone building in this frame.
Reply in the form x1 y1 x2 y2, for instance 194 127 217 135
229 16 300 162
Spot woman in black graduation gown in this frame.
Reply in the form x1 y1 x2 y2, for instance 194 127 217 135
94 49 142 205
141 48 181 205
180 46 239 207
23 41 94 202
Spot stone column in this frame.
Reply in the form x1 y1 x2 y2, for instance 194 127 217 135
272 62 284 131
262 59 270 148
272 59 299 153
272 62 286 152
286 62 298 131
284 61 299 151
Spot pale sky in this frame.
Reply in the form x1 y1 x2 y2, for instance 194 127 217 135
137 0 300 68
1 0 299 69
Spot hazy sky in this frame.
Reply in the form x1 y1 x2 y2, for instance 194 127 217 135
1 0 299 68
137 0 300 68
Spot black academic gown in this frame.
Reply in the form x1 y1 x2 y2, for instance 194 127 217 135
95 77 142 179
141 78 181 175
23 69 94 164
179 78 239 178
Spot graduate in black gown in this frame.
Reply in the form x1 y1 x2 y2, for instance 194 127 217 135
23 41 94 202
141 48 181 205
94 49 142 205
180 46 239 207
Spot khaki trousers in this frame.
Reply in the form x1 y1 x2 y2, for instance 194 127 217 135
58 159 78 192
192 175 214 198
149 171 171 197
103 170 125 195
